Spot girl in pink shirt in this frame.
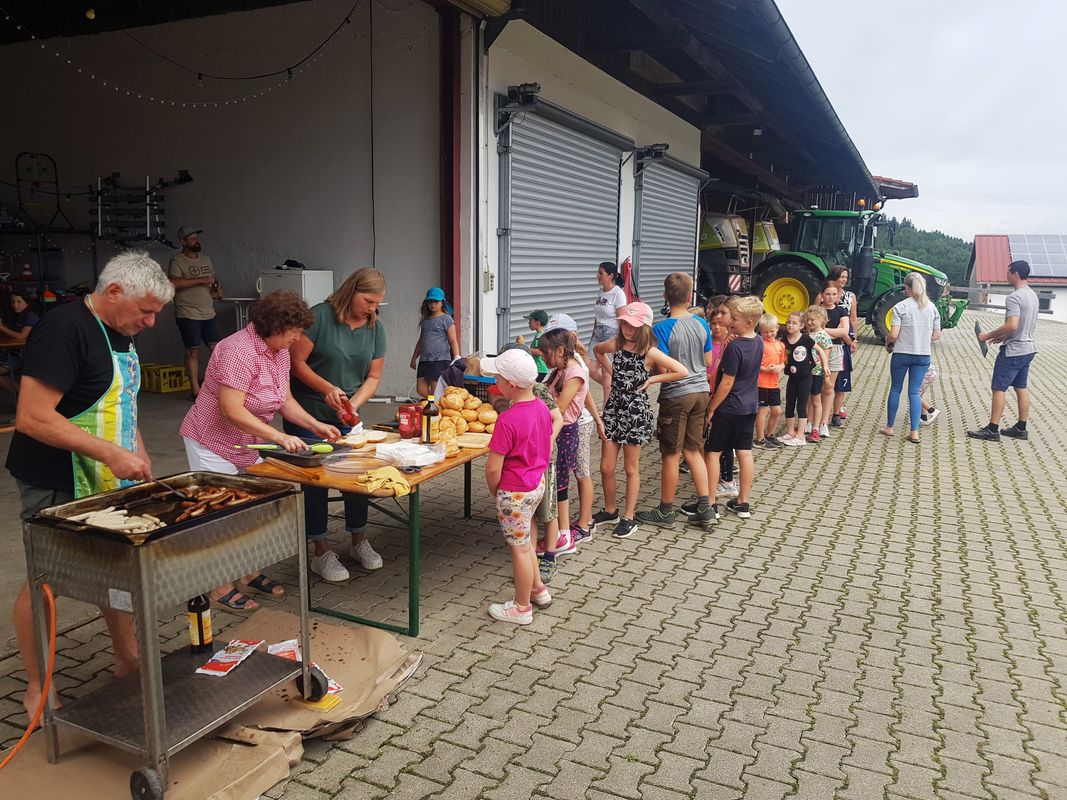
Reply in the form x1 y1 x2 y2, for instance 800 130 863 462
540 327 590 554
482 349 553 625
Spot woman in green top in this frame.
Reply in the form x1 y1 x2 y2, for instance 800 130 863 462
286 268 387 583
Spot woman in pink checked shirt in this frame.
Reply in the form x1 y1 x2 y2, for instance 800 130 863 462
180 290 340 612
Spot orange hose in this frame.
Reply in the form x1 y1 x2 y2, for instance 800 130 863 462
0 584 57 770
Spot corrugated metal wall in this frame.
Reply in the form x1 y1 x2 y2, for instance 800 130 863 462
506 112 622 341
635 161 700 303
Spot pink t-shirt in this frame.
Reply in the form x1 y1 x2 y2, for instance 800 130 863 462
550 360 589 425
489 398 552 492
180 324 291 468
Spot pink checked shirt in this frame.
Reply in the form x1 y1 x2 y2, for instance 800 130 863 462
180 324 291 468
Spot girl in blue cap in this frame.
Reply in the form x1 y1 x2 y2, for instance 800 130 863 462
410 287 460 397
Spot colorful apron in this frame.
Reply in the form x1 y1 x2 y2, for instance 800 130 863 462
70 297 141 498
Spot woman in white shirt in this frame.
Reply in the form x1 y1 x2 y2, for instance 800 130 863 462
881 272 941 443
589 261 627 397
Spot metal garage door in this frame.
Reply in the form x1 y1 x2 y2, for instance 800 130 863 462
499 102 632 346
634 157 706 304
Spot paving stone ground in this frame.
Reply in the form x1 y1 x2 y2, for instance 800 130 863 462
3 311 1066 799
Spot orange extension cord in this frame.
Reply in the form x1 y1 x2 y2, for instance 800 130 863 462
0 584 57 770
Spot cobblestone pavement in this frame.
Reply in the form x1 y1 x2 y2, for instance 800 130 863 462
3 311 1066 799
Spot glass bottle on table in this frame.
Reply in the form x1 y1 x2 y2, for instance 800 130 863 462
422 395 440 443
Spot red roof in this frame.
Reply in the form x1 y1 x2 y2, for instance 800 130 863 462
971 234 1066 285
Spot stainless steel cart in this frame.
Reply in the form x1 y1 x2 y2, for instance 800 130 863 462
23 472 324 800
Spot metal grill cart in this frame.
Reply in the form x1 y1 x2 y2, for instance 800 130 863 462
23 472 327 800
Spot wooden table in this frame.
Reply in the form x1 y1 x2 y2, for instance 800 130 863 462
248 445 488 637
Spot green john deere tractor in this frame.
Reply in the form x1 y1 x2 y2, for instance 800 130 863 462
697 209 968 339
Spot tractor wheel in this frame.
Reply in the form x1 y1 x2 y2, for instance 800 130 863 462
754 261 823 324
871 289 906 341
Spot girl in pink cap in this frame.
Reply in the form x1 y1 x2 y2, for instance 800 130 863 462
593 302 687 539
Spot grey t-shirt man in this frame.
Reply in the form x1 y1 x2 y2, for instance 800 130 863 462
1002 286 1038 357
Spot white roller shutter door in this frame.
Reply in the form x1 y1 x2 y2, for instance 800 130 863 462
634 159 703 303
501 111 625 343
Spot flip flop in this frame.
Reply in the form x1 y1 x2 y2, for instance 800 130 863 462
906 435 920 444
879 429 894 438
212 588 259 612
241 573 286 598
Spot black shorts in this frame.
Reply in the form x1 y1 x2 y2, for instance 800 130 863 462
176 316 221 349
704 411 756 453
758 388 781 408
810 375 825 395
416 360 450 382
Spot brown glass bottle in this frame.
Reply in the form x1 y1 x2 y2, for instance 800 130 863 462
187 595 213 654
422 395 440 443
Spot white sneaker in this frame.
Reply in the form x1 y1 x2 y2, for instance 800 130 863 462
488 599 533 625
922 408 941 426
784 436 805 447
819 424 831 437
718 480 739 498
530 587 553 608
311 550 350 582
350 539 383 570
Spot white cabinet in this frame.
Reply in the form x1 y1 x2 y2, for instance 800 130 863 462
256 269 334 307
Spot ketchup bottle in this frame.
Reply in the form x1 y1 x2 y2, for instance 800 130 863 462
339 397 358 427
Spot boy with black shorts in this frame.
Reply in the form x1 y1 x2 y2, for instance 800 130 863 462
705 295 764 518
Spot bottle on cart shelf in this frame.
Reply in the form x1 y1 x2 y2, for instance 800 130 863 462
187 595 213 654
422 394 440 444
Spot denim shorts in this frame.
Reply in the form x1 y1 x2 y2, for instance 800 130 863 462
991 351 1035 392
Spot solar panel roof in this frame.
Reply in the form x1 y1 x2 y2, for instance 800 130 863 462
1007 234 1067 278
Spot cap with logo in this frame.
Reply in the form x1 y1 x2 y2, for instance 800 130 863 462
545 313 577 333
525 309 549 325
616 301 654 328
177 226 202 241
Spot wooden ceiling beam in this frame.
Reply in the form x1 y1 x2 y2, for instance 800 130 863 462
653 79 733 97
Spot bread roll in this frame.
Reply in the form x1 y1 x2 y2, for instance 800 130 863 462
461 409 479 422
486 422 495 434
442 408 461 418
477 407 498 425
454 416 469 434
464 395 482 411
468 421 486 433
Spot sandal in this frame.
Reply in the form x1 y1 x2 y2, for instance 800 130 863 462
212 588 259 612
241 573 286 598
906 434 920 444
879 428 894 438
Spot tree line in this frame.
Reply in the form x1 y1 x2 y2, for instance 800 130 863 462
880 217 971 286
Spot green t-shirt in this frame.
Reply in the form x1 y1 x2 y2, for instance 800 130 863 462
290 302 387 424
531 330 548 374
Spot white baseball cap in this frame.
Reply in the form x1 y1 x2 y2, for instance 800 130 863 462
481 349 538 388
545 313 578 333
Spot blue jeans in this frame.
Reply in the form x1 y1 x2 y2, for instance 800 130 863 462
887 353 930 432
282 420 369 541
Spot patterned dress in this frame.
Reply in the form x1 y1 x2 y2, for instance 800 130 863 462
602 349 654 445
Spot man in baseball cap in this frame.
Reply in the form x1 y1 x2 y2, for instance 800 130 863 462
170 226 222 398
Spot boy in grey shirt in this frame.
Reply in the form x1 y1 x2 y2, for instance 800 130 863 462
968 260 1039 442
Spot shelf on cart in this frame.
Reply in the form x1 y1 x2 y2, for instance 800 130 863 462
53 649 300 756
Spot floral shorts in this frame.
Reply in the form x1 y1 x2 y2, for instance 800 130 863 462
575 417 595 479
496 482 545 547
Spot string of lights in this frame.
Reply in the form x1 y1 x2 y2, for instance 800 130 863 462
0 2 362 110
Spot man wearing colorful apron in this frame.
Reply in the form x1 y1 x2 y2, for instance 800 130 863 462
6 251 174 722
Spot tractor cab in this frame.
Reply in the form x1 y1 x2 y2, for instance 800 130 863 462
792 210 881 298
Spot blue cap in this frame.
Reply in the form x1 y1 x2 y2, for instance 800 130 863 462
425 287 453 314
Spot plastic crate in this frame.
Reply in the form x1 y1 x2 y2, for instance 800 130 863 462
463 374 497 402
142 363 191 393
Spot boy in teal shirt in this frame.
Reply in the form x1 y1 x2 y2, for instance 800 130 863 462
525 309 549 381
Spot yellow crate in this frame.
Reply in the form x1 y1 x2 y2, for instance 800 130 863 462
141 363 190 393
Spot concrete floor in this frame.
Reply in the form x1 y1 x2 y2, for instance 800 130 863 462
0 387 400 655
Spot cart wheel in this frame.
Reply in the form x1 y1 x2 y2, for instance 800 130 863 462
295 665 329 702
130 766 165 800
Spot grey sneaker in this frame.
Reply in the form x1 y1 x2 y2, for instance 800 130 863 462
1001 427 1029 440
967 427 1001 442
538 556 557 584
688 505 719 529
590 508 620 530
611 518 639 539
635 507 677 530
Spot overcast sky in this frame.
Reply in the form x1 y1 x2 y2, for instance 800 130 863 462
776 0 1066 241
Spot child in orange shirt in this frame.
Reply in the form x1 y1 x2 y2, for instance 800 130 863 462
754 314 786 448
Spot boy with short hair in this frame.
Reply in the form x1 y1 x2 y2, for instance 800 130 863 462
754 313 786 448
631 272 716 530
706 295 764 518
525 309 550 382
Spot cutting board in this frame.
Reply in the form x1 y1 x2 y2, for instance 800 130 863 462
455 432 491 449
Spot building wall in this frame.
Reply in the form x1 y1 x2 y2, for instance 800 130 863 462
479 21 701 352
0 0 440 394
972 282 1067 323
